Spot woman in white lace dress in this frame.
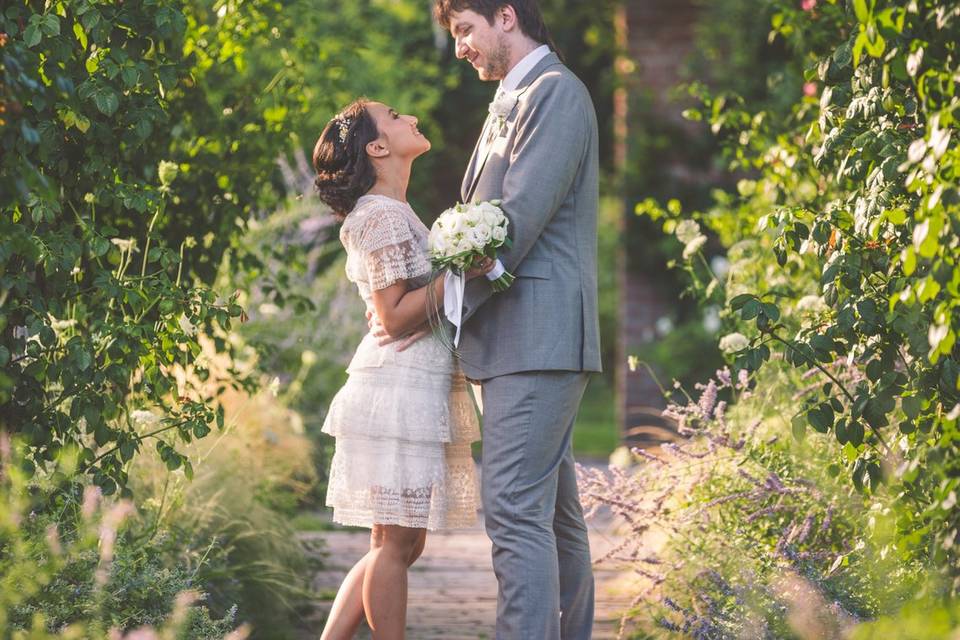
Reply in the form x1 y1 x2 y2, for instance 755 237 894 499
312 98 489 640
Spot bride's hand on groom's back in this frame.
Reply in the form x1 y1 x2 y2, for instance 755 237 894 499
369 311 430 352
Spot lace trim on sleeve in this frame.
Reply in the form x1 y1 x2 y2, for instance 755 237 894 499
358 203 431 291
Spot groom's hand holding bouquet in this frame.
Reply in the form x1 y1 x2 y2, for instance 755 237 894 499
428 199 514 347
428 199 514 292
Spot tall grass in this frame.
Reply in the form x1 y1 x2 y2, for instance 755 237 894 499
128 337 319 638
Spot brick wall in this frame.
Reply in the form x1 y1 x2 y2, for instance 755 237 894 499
616 0 702 442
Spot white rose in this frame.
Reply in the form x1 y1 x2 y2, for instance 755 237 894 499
448 214 468 235
477 202 497 222
489 91 519 119
465 206 484 226
477 221 494 239
467 227 488 247
454 235 472 254
719 332 749 354
491 225 507 243
430 235 448 256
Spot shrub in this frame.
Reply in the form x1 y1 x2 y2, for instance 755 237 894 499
0 438 242 639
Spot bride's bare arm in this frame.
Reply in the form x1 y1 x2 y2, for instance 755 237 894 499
370 276 445 339
371 259 494 339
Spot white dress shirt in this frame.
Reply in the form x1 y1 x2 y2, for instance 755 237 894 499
499 44 551 93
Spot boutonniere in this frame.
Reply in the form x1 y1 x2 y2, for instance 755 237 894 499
488 90 520 130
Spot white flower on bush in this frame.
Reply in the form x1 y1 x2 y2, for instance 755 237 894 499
710 255 731 279
178 314 197 336
656 316 674 336
131 410 161 426
111 237 137 253
719 332 750 354
795 294 827 313
608 445 635 470
675 219 701 244
682 234 707 259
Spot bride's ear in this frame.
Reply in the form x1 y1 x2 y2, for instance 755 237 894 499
366 139 390 159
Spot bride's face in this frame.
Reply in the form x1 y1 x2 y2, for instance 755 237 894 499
366 102 431 160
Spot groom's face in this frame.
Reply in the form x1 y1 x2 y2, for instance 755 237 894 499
448 9 510 81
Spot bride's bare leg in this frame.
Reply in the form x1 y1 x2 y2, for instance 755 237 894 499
320 528 426 640
320 553 369 640
362 524 426 640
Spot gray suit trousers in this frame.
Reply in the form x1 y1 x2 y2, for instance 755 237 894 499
480 371 594 639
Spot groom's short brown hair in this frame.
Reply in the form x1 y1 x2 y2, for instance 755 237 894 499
433 0 553 47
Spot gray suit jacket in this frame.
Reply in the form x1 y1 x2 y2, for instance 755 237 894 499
456 51 602 380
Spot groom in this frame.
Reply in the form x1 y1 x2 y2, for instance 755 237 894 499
435 1 602 638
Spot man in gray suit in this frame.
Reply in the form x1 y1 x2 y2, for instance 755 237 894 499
434 1 602 638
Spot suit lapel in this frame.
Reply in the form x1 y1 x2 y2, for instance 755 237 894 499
461 113 495 201
461 52 563 204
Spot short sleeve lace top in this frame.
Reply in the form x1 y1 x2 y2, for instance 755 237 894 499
340 194 433 301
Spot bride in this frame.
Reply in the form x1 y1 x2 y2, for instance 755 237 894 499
311 98 491 639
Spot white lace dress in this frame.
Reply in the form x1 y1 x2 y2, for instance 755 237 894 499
321 194 480 530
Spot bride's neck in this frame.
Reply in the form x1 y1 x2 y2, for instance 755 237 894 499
368 160 411 203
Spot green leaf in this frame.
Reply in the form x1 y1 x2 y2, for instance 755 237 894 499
865 32 886 58
761 303 780 322
835 417 849 443
93 87 120 117
808 406 832 433
119 441 136 462
853 31 868 67
742 299 761 320
24 23 42 47
730 294 754 310
792 415 807 441
41 14 61 36
847 419 865 447
853 0 870 23
73 20 88 49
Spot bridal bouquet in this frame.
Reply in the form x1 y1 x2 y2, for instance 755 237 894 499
428 200 514 292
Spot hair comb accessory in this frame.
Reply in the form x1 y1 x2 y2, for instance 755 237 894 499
334 115 352 144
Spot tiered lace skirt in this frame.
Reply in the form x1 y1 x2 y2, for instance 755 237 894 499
321 331 480 530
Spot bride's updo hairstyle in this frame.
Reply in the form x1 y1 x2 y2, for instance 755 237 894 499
313 99 380 219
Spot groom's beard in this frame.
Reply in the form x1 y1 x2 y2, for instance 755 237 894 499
480 36 510 81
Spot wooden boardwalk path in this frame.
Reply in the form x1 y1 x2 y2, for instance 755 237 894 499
300 463 639 639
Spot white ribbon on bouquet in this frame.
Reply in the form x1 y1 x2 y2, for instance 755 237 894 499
443 259 506 347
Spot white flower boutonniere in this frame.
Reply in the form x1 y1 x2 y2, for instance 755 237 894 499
488 90 520 131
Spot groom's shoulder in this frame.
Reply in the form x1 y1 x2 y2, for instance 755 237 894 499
529 62 592 105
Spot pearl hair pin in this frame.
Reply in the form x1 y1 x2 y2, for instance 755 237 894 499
334 115 352 143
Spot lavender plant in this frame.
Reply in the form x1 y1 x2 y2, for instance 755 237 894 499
579 362 928 638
